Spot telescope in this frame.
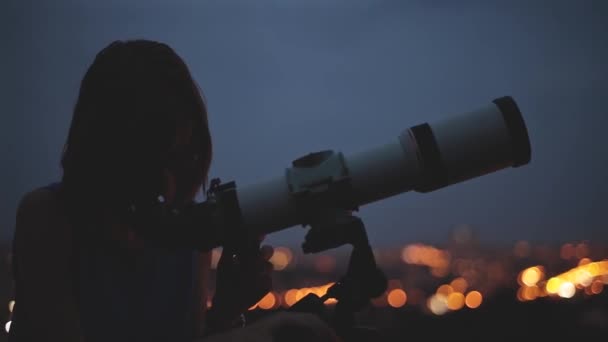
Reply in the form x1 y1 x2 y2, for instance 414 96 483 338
231 95 530 236
133 95 531 251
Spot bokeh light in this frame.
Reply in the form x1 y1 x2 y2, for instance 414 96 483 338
274 283 337 309
532 260 608 299
447 292 465 310
558 282 576 299
574 269 593 287
522 286 540 301
257 292 277 310
401 244 450 275
578 257 592 266
465 291 483 308
387 289 407 308
8 300 14 313
270 247 293 271
437 284 454 296
520 266 543 286
325 298 338 305
450 277 468 293
294 289 308 302
283 289 299 307
4 321 11 333
590 280 604 295
428 294 449 315
546 277 562 294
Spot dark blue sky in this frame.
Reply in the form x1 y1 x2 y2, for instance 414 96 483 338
2 0 607 247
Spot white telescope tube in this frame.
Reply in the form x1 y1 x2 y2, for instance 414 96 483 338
236 96 531 235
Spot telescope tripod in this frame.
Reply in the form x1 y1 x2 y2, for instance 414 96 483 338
288 211 388 341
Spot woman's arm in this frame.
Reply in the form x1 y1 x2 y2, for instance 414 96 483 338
11 188 84 341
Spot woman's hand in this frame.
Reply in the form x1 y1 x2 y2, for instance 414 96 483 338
206 237 274 334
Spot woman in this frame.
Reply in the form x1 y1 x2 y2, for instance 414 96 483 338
10 39 336 342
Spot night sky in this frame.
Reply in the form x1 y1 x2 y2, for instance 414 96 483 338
2 0 607 248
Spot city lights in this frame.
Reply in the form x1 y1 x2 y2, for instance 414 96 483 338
515 259 608 302
3 237 608 339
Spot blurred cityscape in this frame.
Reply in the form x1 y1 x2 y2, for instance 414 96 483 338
2 224 607 340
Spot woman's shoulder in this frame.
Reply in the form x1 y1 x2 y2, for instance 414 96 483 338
10 186 84 342
17 186 59 212
15 185 70 247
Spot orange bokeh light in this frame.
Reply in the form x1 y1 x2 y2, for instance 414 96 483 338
447 292 465 310
437 284 454 296
578 257 592 266
520 266 543 286
270 247 293 271
401 244 450 270
591 280 604 295
257 292 277 310
450 277 468 293
387 289 407 308
523 286 540 301
284 289 299 307
465 291 483 309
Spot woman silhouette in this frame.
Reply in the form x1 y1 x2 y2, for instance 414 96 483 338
9 40 336 342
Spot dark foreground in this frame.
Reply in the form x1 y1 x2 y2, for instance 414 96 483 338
247 289 608 341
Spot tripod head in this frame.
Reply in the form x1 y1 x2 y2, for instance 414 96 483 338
289 211 388 340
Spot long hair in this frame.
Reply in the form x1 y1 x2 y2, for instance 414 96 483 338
61 40 212 232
